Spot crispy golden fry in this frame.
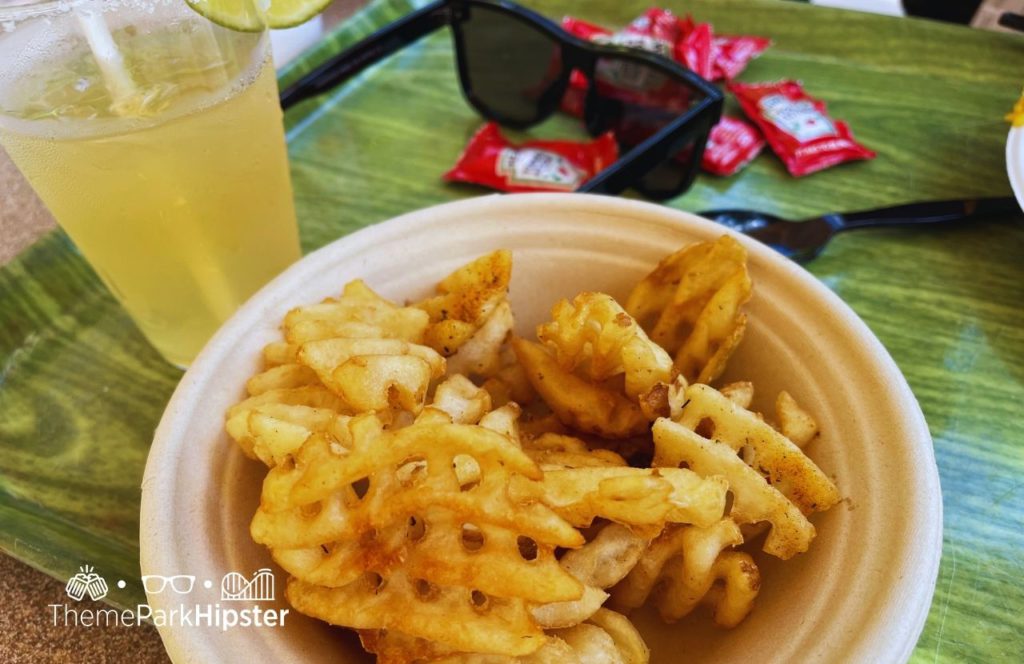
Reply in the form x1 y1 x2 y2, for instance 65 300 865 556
226 403 350 466
521 433 626 470
284 280 429 345
227 247 839 659
258 420 592 656
720 381 754 409
288 570 547 657
225 385 349 460
298 338 445 414
610 519 759 627
262 340 299 367
512 337 648 438
417 250 513 357
674 384 839 515
581 608 650 664
776 390 819 448
674 268 751 385
538 293 672 401
517 293 675 438
482 346 536 407
518 412 568 438
245 363 320 395
447 301 515 379
373 610 649 664
479 403 523 445
514 467 727 534
652 418 815 559
625 236 750 383
427 374 494 425
531 524 648 629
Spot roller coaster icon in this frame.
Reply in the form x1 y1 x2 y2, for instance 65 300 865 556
220 568 275 602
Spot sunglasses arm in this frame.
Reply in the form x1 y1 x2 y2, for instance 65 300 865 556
279 0 450 110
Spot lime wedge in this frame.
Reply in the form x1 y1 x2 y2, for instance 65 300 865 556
186 0 332 31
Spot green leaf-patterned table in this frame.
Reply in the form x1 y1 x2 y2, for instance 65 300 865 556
1 0 1021 660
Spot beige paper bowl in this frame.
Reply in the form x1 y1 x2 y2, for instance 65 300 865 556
141 193 941 663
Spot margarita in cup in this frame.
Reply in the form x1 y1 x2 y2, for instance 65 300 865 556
0 0 301 366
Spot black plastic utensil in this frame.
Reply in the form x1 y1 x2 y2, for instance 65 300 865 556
700 197 1021 262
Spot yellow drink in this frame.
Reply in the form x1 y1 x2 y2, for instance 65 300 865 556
0 11 300 366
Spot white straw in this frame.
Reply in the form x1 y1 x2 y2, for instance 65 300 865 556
75 7 140 115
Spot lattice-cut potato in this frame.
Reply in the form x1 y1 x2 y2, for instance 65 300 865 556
426 374 494 425
610 519 759 628
514 293 674 438
256 420 590 655
625 236 751 384
537 292 673 401
297 338 445 414
283 279 430 346
652 418 815 559
416 250 513 358
363 606 649 664
513 467 727 535
225 385 349 460
244 363 320 396
447 300 515 379
521 433 627 470
482 345 536 408
673 384 839 516
531 523 648 629
225 403 351 467
775 390 819 447
288 569 547 657
511 337 648 439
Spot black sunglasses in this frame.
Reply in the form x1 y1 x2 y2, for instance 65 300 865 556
280 0 724 199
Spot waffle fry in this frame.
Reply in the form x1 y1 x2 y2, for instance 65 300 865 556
672 384 839 516
531 523 648 629
515 467 728 534
626 236 751 383
225 385 348 460
538 293 673 401
521 433 627 470
260 420 589 655
284 279 430 346
366 607 649 664
610 519 759 627
297 338 445 414
447 300 515 379
417 250 513 357
653 417 814 559
225 244 841 662
514 293 673 439
513 336 648 438
775 390 819 447
482 346 536 407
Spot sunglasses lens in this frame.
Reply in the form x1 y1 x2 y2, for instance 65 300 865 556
590 56 708 197
458 5 565 126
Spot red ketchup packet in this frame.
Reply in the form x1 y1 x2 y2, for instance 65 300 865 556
701 116 766 176
729 80 876 177
561 10 699 117
712 35 772 80
674 15 715 80
443 123 619 193
561 10 769 112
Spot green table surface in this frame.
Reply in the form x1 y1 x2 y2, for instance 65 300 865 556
1 0 1022 660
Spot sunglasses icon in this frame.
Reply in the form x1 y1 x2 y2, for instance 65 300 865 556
141 574 196 595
